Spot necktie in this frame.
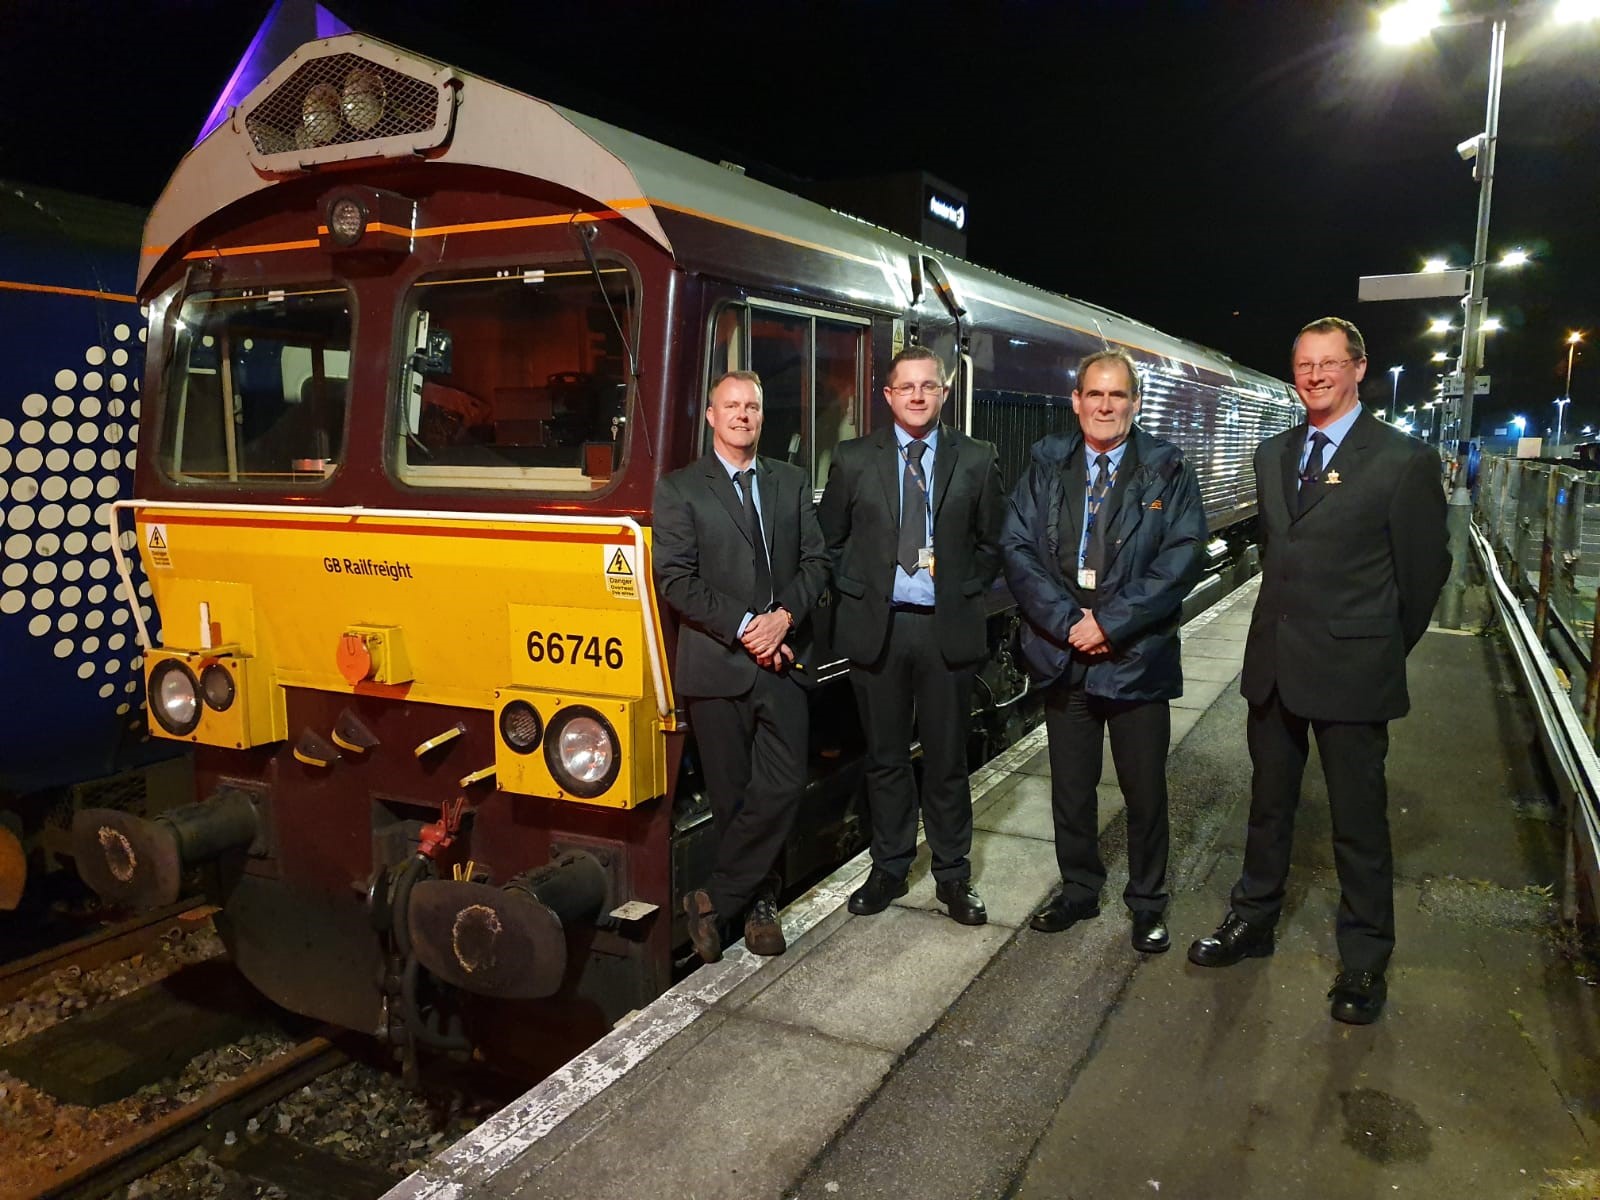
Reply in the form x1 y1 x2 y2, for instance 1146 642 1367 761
897 440 930 576
738 469 773 611
1298 431 1330 513
1083 453 1112 586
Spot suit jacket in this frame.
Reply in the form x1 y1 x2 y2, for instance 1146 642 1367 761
653 453 831 698
1002 426 1206 699
1240 408 1450 722
817 423 1004 668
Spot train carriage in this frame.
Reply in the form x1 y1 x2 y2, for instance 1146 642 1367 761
69 34 1298 1072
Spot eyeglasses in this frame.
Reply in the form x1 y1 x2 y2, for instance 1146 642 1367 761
888 381 947 397
1292 358 1359 376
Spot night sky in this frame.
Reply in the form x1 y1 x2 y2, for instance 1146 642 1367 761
7 0 1597 437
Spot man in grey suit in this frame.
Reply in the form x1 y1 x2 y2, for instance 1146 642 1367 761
818 346 1004 926
654 370 830 963
1189 317 1449 1025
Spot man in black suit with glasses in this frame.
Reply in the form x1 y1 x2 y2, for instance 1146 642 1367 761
818 346 1004 926
1188 317 1449 1025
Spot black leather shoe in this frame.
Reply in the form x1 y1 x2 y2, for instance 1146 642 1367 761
682 889 722 964
848 868 908 915
1186 911 1274 967
1329 970 1386 1025
1029 893 1100 933
935 879 988 926
1131 911 1170 954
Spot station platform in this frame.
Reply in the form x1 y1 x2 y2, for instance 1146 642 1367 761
386 579 1599 1200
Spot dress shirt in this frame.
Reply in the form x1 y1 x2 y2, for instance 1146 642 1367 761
1300 404 1362 473
1079 439 1130 570
715 450 766 636
892 424 939 606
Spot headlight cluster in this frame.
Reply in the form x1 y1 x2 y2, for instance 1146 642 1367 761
300 67 387 148
498 700 620 798
150 659 237 737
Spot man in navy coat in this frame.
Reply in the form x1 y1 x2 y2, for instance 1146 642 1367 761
1002 348 1205 953
1188 318 1449 1025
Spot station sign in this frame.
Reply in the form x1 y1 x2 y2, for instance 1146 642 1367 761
1441 373 1491 397
925 187 967 233
1357 270 1468 303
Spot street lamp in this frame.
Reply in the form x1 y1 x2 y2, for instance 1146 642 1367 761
1567 330 1584 406
1382 0 1593 620
1389 365 1404 411
1555 397 1572 447
1511 413 1527 436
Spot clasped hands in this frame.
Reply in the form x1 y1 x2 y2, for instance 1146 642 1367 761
1068 610 1111 658
741 608 795 671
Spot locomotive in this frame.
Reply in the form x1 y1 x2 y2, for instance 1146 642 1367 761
67 33 1298 1073
0 182 186 912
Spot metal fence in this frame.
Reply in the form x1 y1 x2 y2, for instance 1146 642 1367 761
1476 454 1600 725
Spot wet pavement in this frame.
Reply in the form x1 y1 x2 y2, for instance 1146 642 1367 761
386 579 1600 1200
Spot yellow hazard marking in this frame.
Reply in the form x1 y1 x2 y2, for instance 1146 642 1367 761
606 548 632 576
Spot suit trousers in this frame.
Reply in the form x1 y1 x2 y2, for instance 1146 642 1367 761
686 668 808 924
1044 681 1171 913
1231 690 1394 973
849 610 975 884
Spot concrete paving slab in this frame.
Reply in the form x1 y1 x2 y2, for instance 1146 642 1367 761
972 771 1122 844
739 905 1009 1053
1172 673 1232 710
1180 652 1245 683
897 828 1064 927
1181 637 1247 662
1170 705 1204 746
480 1013 895 1200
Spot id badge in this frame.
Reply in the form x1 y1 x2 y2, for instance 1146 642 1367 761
1077 567 1097 590
917 546 935 574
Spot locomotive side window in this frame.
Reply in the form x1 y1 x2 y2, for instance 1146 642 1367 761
705 302 865 490
396 262 634 491
157 286 350 484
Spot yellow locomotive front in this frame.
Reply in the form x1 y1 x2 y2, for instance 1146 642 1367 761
70 36 695 1069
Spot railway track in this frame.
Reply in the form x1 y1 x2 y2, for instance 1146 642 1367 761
15 1035 348 1200
0 902 208 1006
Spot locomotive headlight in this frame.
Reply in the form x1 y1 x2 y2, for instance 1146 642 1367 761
499 699 543 754
150 660 201 736
544 706 620 798
326 197 367 247
341 68 387 132
300 83 341 147
200 663 236 712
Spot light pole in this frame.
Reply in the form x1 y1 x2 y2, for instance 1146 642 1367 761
1567 330 1584 404
1555 397 1571 448
1389 364 1404 413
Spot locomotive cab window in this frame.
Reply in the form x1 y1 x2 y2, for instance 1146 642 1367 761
157 285 351 484
707 301 866 491
396 262 635 491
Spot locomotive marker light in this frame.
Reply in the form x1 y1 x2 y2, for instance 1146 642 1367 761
326 195 367 246
499 699 544 754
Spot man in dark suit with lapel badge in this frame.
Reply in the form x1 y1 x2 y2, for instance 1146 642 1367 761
1001 349 1205 953
817 346 1004 925
653 370 831 964
1188 318 1449 1024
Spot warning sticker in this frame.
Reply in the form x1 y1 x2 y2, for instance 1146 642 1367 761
603 544 637 600
145 524 172 569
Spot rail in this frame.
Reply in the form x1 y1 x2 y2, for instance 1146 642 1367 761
1474 453 1600 919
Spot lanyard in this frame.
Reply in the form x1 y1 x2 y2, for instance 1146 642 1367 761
1079 461 1117 568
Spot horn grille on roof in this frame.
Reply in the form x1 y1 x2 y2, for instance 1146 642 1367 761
236 42 457 169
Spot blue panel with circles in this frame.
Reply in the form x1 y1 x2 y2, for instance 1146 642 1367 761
0 183 176 793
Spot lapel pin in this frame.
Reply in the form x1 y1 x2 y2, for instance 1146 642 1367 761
1326 469 1341 485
